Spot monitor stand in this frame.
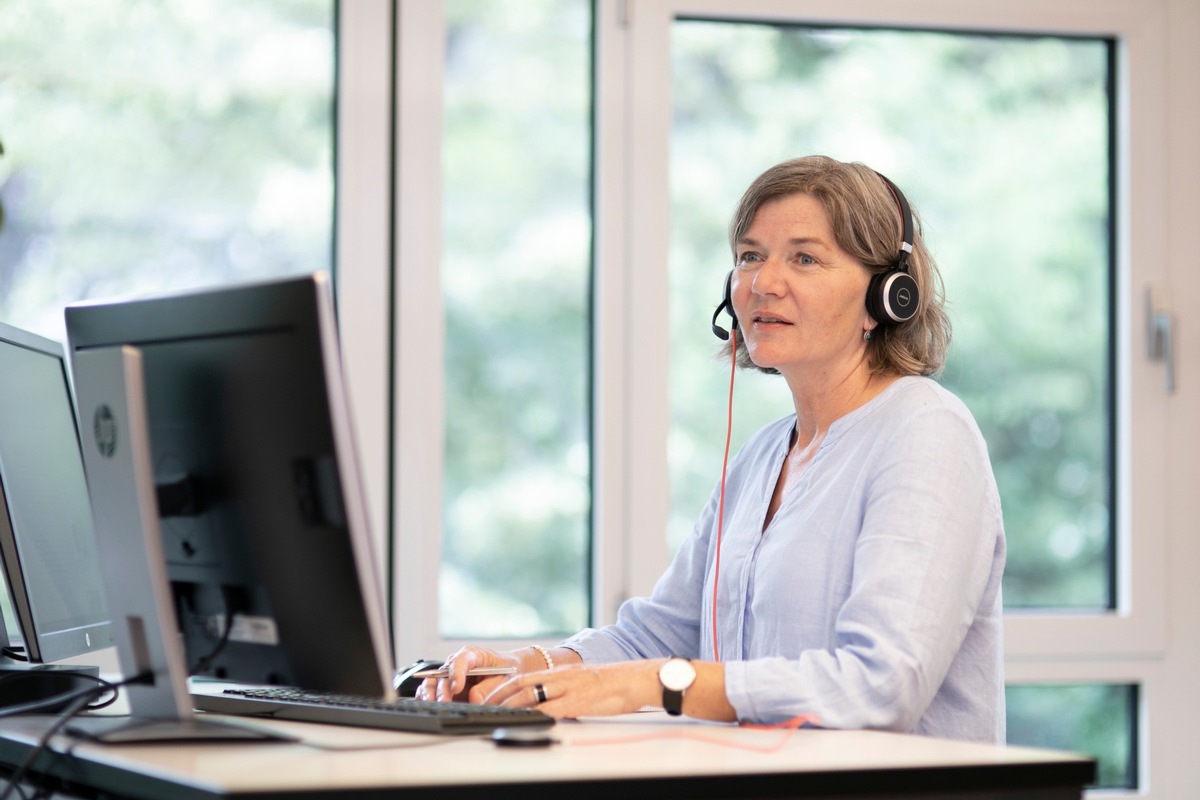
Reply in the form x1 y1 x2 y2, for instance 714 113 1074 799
66 715 290 744
67 346 290 745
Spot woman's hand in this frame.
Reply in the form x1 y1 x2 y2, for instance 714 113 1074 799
481 659 665 719
415 646 522 703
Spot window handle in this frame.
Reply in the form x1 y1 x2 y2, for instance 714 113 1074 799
1146 285 1176 394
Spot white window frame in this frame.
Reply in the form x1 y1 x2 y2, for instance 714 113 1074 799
336 0 1200 793
603 2 1185 795
612 0 1173 648
335 0 448 659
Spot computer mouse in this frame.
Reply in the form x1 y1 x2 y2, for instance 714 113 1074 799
492 727 556 747
394 658 444 697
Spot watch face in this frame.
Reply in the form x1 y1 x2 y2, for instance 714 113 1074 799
659 658 696 691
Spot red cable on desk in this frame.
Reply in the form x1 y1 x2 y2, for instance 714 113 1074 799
567 714 818 753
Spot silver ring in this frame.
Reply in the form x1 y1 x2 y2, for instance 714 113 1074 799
533 684 547 704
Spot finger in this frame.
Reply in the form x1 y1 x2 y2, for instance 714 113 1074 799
466 674 512 705
490 676 551 709
481 674 524 707
437 674 455 702
441 649 478 698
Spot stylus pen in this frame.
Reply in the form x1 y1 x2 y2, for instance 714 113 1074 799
410 665 519 679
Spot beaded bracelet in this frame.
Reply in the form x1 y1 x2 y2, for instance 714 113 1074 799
530 644 555 671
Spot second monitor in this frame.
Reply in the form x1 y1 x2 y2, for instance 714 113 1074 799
0 322 112 705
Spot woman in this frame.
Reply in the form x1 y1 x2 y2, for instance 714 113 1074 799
422 155 1006 743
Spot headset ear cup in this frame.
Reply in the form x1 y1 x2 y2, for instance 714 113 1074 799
867 270 920 324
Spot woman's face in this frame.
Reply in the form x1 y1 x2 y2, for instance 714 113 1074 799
731 192 875 380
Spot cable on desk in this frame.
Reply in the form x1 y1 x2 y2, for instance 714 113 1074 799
0 672 151 800
0 673 119 718
568 714 818 754
296 736 478 752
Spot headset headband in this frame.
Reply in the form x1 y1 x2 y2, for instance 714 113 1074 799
874 171 914 273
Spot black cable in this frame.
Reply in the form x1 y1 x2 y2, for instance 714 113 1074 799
0 691 92 800
0 672 149 800
0 649 27 664
0 673 118 718
187 595 235 677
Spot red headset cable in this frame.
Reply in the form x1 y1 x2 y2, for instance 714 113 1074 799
711 328 737 662
704 335 820 734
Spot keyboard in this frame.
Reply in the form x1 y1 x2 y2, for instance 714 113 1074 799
191 687 555 735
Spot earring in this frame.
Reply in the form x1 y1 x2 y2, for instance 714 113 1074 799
863 330 873 342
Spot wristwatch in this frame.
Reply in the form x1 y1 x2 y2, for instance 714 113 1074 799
658 657 696 716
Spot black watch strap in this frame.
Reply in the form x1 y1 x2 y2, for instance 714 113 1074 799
663 686 685 715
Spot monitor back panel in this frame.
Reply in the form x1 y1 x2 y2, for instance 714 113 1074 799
65 274 393 696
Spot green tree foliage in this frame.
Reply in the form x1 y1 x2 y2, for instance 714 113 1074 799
1006 683 1136 789
0 0 333 339
440 0 592 636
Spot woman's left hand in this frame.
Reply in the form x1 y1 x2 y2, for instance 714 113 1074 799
483 659 666 719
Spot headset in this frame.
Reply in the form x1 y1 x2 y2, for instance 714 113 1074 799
704 170 918 662
710 271 738 341
710 170 919 341
865 171 920 325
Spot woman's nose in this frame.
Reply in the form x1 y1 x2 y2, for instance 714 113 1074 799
750 255 786 296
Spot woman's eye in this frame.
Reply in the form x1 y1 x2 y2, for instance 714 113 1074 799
736 252 761 267
797 254 816 266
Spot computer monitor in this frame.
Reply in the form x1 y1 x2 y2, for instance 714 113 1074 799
0 322 113 685
65 273 394 740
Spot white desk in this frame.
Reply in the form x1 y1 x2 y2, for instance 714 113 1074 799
0 711 1096 799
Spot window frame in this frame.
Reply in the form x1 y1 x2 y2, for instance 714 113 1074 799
612 0 1170 657
604 1 1173 793
600 1 1171 796
335 1 1200 793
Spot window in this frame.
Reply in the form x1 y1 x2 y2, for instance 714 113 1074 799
1006 683 1138 790
0 0 336 341
439 0 593 637
0 0 337 661
668 21 1113 609
665 13 1126 780
589 1 1179 792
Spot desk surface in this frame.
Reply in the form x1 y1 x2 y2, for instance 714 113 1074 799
0 711 1096 800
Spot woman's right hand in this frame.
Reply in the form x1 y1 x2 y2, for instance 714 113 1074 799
416 646 523 703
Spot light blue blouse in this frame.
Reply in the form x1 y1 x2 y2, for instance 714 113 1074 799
561 376 1006 743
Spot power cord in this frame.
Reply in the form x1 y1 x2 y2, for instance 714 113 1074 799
185 592 235 677
0 672 151 800
0 673 118 718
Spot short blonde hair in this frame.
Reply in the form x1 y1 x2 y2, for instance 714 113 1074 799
723 155 950 377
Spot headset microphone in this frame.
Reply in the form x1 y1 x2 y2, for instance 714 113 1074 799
711 271 738 341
